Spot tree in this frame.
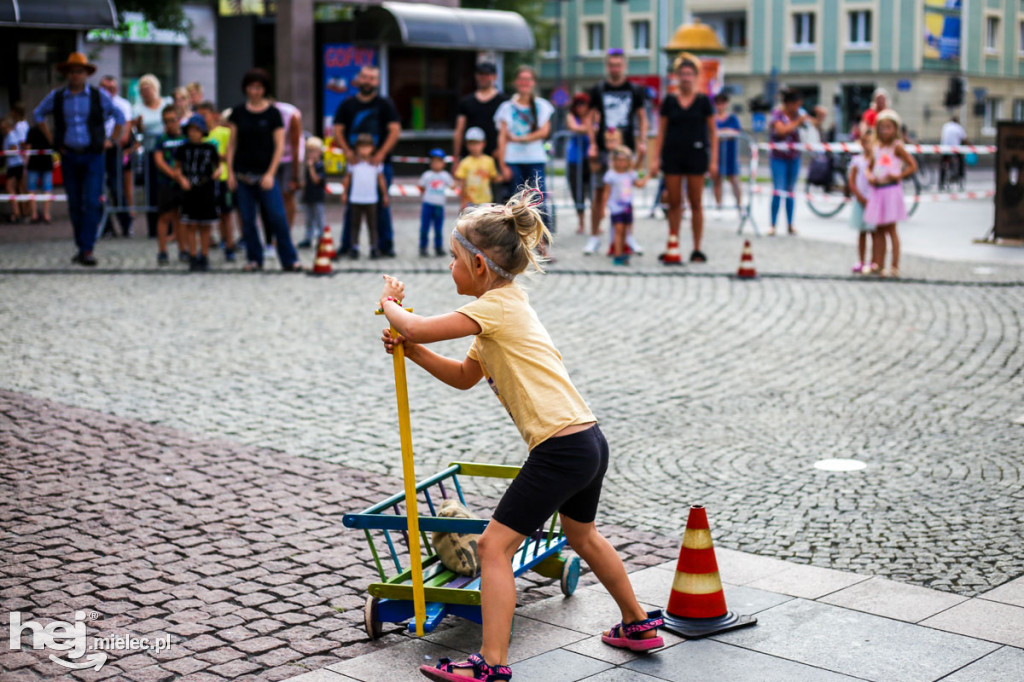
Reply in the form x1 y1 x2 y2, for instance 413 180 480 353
114 0 209 53
461 0 552 80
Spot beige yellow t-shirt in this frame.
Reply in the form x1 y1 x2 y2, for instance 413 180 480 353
457 285 595 450
454 154 498 205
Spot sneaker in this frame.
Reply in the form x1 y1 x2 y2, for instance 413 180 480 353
157 252 170 266
612 255 630 266
265 246 277 260
420 247 430 258
178 251 191 263
583 236 601 255
435 247 445 257
349 249 359 260
851 262 865 274
370 248 381 260
197 255 210 272
297 239 313 249
189 256 200 272
77 251 97 267
224 248 236 263
689 250 707 263
626 234 644 255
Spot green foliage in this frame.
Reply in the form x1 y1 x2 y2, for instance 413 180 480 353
462 0 552 84
114 0 210 54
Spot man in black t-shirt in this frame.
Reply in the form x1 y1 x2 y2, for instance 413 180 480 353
332 66 401 257
586 49 648 243
453 62 508 160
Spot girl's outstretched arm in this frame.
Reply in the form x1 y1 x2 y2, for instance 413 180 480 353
379 275 482 343
381 328 483 390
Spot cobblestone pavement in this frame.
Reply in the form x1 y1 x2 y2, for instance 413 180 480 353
2 195 1023 283
2 220 1023 605
0 390 676 680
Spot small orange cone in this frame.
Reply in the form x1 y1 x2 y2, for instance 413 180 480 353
661 234 683 265
662 505 757 638
736 240 757 279
311 225 335 276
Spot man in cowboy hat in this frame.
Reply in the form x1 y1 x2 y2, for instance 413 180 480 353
33 52 125 266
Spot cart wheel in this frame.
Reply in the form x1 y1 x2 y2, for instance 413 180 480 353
560 556 581 596
364 595 383 639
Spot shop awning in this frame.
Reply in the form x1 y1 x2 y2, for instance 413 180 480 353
356 2 534 52
0 0 117 29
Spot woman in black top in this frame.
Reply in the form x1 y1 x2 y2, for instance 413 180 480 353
650 55 717 263
226 68 303 271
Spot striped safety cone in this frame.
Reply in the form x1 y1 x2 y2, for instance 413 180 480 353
736 240 757 279
662 505 757 638
310 225 335 276
661 234 683 265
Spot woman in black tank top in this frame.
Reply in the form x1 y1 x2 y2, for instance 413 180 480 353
649 56 718 263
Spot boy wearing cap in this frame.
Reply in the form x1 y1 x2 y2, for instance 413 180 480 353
454 126 498 210
175 114 220 271
417 149 454 257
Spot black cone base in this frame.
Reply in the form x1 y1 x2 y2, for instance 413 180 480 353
661 610 757 639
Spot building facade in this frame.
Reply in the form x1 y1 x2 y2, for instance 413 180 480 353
539 0 1024 141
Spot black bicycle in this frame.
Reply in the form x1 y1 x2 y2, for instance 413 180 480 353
806 152 921 218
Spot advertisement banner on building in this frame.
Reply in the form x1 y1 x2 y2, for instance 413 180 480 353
323 44 377 128
923 1 961 65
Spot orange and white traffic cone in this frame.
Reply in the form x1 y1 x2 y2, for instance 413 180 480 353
311 226 334 276
662 505 757 638
735 240 757 279
661 234 683 265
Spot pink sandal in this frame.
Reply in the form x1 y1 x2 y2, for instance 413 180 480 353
601 610 665 652
420 652 512 681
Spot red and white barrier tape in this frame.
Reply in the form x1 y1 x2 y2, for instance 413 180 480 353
758 142 996 155
2 149 57 157
0 193 67 201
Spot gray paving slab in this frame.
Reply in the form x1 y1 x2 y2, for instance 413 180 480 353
515 588 660 636
510 649 613 680
625 638 861 681
714 547 797 586
421 613 589 664
920 599 1024 648
561 633 684 667
711 598 1000 682
285 670 358 682
580 670 668 681
745 563 871 600
938 645 1024 682
979 576 1024 608
819 577 968 623
325 638 466 682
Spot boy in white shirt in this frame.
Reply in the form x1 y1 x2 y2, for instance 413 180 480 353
341 133 388 259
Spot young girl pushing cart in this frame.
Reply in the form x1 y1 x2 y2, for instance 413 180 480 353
379 188 663 681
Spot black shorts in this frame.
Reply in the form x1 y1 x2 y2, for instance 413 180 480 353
492 424 608 536
181 182 218 224
158 184 182 214
6 165 24 181
610 207 633 225
662 147 709 176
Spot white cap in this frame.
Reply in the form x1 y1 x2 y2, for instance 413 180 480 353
465 127 486 142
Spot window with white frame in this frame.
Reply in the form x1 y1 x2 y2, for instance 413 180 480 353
586 22 605 54
792 12 816 49
1013 99 1024 122
725 17 747 50
984 97 1003 132
1019 20 1024 56
545 26 560 57
631 20 650 53
848 10 872 47
985 16 1000 53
